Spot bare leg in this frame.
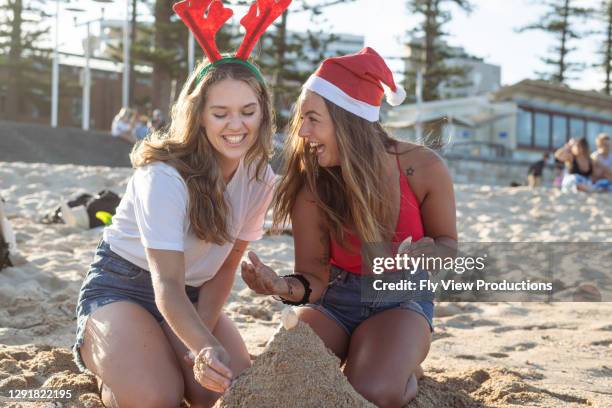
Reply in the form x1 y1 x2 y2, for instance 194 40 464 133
162 313 251 408
344 309 431 408
79 301 184 408
296 306 350 362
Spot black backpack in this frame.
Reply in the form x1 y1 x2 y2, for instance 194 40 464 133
85 190 121 228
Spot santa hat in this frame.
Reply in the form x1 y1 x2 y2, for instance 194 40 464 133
303 47 406 122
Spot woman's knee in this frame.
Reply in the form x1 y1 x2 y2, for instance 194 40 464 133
184 393 220 408
350 376 410 408
212 313 252 375
107 378 184 408
137 392 184 408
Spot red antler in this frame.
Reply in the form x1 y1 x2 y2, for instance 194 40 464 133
173 0 233 62
236 0 292 60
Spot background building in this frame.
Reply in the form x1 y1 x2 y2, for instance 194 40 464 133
1 24 363 131
403 39 501 99
385 80 612 185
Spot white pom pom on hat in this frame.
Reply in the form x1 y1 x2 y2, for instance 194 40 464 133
303 47 406 122
384 83 407 106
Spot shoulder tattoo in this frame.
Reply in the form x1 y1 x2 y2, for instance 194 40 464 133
405 167 415 176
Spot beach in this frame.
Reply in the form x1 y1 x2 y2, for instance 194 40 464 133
0 161 611 407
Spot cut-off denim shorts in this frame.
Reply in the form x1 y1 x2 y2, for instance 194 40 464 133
308 265 435 335
72 240 200 372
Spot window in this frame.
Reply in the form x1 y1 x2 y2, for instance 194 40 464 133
570 118 585 139
534 112 550 148
517 109 532 146
516 107 611 150
552 115 568 148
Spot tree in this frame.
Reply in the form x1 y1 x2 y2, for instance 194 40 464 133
102 0 358 122
596 0 612 94
518 0 592 84
0 0 53 121
403 0 473 102
102 0 207 112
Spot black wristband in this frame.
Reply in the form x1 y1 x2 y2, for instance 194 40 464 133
280 274 312 306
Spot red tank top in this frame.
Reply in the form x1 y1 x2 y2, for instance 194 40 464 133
329 149 424 274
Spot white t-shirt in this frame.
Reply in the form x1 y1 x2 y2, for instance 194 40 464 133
592 152 612 168
103 160 275 286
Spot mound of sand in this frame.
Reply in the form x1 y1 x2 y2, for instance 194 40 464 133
214 321 376 408
408 367 592 408
0 344 103 408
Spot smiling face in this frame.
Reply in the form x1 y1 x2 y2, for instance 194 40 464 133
200 78 262 170
298 91 339 167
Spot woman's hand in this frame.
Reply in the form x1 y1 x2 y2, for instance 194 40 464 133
398 236 436 259
398 236 454 275
241 251 289 297
191 345 233 393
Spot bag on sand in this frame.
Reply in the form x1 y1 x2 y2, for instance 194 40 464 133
41 193 92 224
84 190 121 228
43 190 121 229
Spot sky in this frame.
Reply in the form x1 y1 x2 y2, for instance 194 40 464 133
54 0 607 92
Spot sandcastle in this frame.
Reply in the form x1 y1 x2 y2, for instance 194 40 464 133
213 308 375 408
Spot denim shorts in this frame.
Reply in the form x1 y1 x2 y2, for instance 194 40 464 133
72 240 200 372
308 265 434 335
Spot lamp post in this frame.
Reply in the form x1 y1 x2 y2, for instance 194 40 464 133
415 67 423 142
51 2 84 128
122 0 130 108
75 0 110 130
188 32 195 75
51 0 60 127
83 20 91 130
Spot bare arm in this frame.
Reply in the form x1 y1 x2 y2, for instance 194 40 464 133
197 239 249 329
399 147 458 261
284 186 330 302
242 187 330 303
419 156 458 250
555 140 573 164
146 248 221 355
147 247 238 392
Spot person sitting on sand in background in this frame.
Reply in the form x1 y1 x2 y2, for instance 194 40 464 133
149 108 168 132
73 0 291 406
110 107 137 144
241 47 457 407
556 137 612 193
132 113 150 141
591 133 612 171
553 160 565 188
526 152 549 188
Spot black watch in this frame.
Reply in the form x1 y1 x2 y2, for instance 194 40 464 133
280 274 312 306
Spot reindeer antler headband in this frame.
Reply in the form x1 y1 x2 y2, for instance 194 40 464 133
173 0 292 85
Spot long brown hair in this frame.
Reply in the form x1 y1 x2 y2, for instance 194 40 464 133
131 60 275 245
274 90 398 246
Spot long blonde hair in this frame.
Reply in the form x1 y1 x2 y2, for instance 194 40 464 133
131 61 274 245
274 90 397 247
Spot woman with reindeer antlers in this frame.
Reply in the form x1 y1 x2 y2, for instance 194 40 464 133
72 1 290 406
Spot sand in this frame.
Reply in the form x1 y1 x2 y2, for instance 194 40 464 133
0 161 611 407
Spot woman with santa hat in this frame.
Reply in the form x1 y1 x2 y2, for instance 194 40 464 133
242 47 457 406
